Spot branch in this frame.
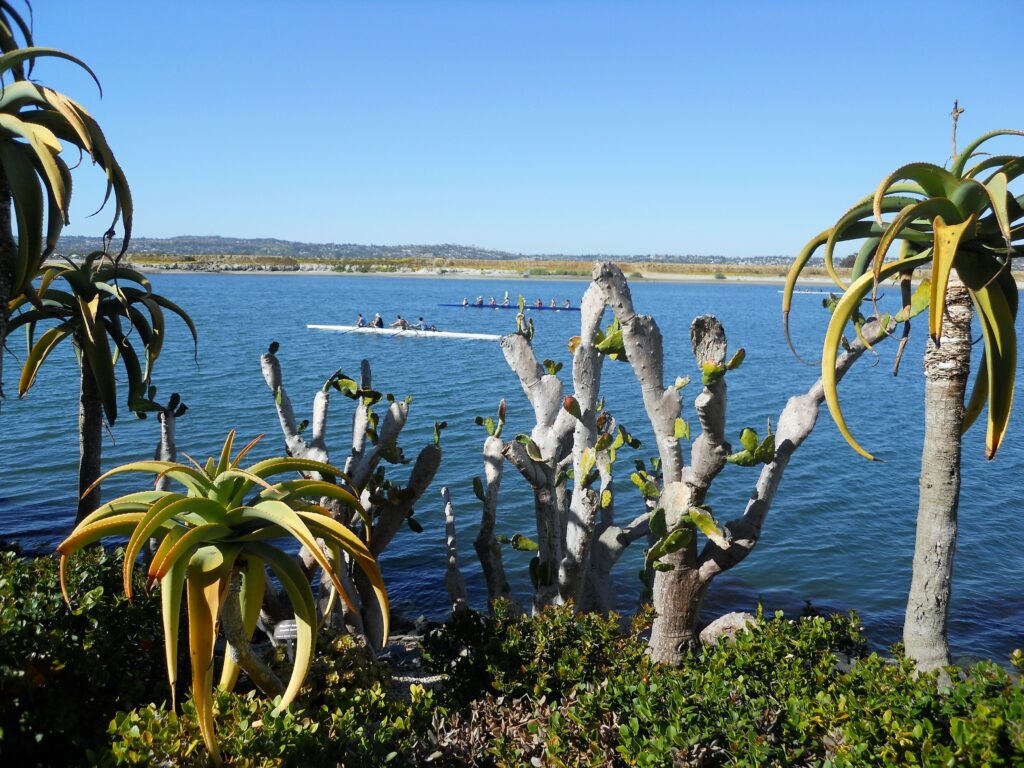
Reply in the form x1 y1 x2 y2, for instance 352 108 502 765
684 316 731 499
222 571 284 698
697 317 895 580
441 486 469 615
593 262 683 483
474 435 514 605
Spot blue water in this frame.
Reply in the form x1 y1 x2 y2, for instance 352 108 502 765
2 272 1021 660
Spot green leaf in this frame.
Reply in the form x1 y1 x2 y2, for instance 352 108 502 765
894 278 931 323
600 489 613 509
511 533 539 552
543 358 563 375
726 348 745 370
649 507 667 540
739 428 758 453
701 361 725 386
473 476 486 503
673 418 690 440
579 447 596 479
687 506 731 549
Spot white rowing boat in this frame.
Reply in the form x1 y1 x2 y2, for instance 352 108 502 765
307 324 500 341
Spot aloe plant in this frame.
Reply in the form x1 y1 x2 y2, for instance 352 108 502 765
56 431 389 764
783 128 1022 672
0 3 131 394
783 129 1021 461
8 252 196 520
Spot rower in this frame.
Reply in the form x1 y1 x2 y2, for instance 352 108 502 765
563 299 571 308
371 313 384 328
534 298 543 308
488 296 497 307
462 297 469 307
390 315 409 329
474 295 484 307
355 313 366 327
549 298 557 308
413 316 428 330
501 291 510 306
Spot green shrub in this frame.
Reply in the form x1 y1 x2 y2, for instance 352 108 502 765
104 633 435 767
0 548 172 766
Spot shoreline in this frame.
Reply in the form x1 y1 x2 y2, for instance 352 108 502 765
135 263 846 287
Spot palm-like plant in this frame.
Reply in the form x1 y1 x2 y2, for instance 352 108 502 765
56 431 389 765
8 252 196 520
783 128 1022 672
0 3 132 393
784 128 1021 460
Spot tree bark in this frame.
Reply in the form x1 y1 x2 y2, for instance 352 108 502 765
904 280 973 673
77 353 103 522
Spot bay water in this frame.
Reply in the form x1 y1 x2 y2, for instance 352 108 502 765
1 272 1021 660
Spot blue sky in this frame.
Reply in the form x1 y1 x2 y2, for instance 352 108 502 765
33 0 1024 257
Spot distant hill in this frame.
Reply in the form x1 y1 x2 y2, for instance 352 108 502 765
55 234 795 266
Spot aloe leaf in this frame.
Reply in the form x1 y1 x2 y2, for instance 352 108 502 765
159 547 188 711
219 553 266 692
185 546 236 764
967 282 1017 458
961 352 989 435
18 322 73 396
821 254 932 460
149 523 233 581
951 129 1024 178
872 198 963 282
873 163 957 223
928 215 977 343
894 278 931 323
0 141 43 293
245 543 317 714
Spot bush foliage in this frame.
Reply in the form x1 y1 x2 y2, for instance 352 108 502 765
3 549 1022 766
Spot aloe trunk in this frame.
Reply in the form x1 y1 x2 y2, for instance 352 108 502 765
77 353 103 522
904 280 973 672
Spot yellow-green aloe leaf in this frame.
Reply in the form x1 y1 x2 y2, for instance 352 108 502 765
231 434 265 468
185 546 235 765
929 214 977 343
246 456 350 486
245 542 316 714
825 196 921 288
74 490 176 530
124 497 227 598
0 141 44 293
79 326 118 424
56 513 146 603
18 322 72 396
873 163 957 223
227 501 346 599
871 198 962 282
968 283 1017 458
821 254 933 460
0 46 103 92
159 546 188 711
215 430 236 476
964 154 1016 180
149 523 233 582
219 552 266 692
146 523 187 583
295 509 388 642
260 479 368 526
317 542 342 629
983 172 1012 244
951 129 1024 177
962 353 988 435
688 506 731 550
84 460 213 497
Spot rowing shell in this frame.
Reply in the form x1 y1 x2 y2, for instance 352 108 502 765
308 324 500 341
438 303 580 312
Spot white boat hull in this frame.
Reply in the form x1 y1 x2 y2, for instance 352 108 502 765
308 324 500 341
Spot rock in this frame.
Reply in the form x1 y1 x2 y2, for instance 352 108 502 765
699 611 757 647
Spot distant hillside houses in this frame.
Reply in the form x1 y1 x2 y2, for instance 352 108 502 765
55 234 800 266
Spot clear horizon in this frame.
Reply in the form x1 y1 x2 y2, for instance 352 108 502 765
37 0 1024 258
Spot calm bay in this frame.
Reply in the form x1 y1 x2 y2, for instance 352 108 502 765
1 271 1021 660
